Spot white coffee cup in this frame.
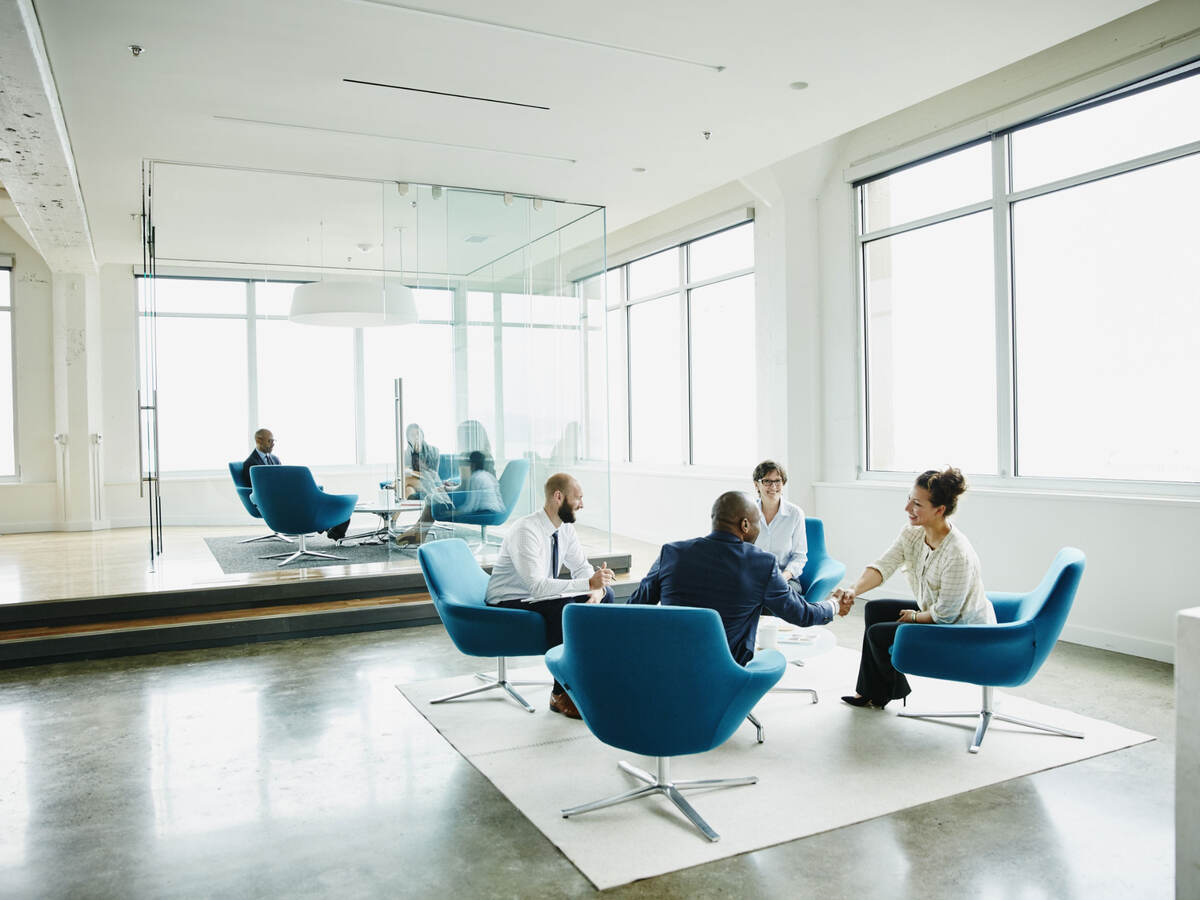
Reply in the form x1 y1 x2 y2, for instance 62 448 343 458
758 616 779 651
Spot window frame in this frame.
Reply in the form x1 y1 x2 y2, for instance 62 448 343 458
853 61 1200 496
601 220 755 469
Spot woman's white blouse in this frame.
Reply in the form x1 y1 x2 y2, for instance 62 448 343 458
754 498 808 581
870 525 996 625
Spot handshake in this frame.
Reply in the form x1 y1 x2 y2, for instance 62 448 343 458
831 587 856 617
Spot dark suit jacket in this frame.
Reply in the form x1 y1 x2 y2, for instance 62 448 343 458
241 450 279 487
630 530 833 665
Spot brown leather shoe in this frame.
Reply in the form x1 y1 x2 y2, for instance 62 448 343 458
549 690 582 719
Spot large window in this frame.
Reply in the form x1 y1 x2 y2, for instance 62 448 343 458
139 278 454 472
598 221 756 468
0 266 14 478
858 62 1200 485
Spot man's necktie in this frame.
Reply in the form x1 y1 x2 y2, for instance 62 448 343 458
550 532 559 580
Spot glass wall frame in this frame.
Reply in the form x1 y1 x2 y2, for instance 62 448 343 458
140 163 610 552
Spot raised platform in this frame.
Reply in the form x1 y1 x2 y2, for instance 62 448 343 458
0 525 639 667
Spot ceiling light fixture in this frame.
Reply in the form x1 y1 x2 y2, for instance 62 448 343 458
789 81 809 91
346 0 725 72
632 167 646 173
503 193 514 207
290 221 417 327
532 197 543 211
432 185 443 199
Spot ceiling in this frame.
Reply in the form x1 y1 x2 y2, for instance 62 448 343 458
26 0 1157 267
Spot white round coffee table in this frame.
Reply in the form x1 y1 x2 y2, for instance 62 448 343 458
747 618 838 743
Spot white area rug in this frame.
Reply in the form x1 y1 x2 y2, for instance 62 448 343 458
397 647 1151 890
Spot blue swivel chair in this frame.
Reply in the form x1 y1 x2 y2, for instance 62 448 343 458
546 604 786 842
248 466 358 567
892 547 1087 754
228 462 293 544
430 458 530 546
417 538 550 712
797 517 846 608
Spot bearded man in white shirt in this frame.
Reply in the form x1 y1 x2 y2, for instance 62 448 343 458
485 472 615 719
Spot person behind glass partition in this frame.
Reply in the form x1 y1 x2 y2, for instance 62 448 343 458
394 450 505 545
403 423 441 499
835 466 996 709
456 419 495 480
751 459 808 601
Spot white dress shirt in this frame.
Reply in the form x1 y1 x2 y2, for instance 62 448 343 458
754 498 808 581
870 524 996 624
484 509 594 605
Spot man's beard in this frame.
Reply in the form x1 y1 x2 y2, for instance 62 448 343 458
558 499 576 524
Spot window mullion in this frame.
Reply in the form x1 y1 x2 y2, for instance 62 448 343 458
246 281 258 439
992 134 1015 478
680 248 691 466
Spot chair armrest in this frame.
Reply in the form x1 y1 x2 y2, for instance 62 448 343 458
892 620 1037 687
743 649 787 686
987 592 1024 623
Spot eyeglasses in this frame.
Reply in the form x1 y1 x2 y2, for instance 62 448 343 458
758 478 784 487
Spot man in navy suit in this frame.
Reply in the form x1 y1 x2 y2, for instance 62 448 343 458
243 428 349 541
241 428 280 484
630 491 852 665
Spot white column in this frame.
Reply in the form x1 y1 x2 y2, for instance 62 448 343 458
51 270 106 529
1178 607 1200 900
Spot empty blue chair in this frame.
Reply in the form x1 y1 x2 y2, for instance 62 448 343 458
750 517 846 724
248 466 358 567
228 461 292 544
797 517 846 607
417 538 550 712
892 547 1086 753
546 604 786 842
431 458 529 545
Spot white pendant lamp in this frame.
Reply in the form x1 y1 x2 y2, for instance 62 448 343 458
289 280 418 327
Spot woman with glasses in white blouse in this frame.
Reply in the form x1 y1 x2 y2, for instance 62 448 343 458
835 466 995 709
752 460 808 599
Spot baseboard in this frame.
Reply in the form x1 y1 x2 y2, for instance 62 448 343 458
0 520 63 534
1060 623 1174 664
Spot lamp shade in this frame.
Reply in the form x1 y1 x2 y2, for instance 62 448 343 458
289 280 418 327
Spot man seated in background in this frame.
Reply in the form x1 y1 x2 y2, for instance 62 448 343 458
485 472 615 718
630 491 852 665
243 427 349 542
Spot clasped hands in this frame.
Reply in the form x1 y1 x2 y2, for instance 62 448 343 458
830 587 856 617
587 561 615 603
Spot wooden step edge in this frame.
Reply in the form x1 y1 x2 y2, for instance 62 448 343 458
0 594 436 643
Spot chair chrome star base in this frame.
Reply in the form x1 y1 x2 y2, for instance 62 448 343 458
432 657 537 712
238 532 294 544
259 533 347 568
562 757 757 842
898 685 1084 754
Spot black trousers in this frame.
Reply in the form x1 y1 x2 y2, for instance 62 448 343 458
855 598 919 705
497 586 615 692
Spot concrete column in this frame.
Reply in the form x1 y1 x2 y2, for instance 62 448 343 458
1179 607 1200 899
51 270 106 528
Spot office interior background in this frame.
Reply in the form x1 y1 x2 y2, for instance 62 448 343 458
0 0 1198 895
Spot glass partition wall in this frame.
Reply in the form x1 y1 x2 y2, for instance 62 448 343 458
140 162 609 564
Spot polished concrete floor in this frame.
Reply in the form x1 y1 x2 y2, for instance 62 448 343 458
0 609 1174 899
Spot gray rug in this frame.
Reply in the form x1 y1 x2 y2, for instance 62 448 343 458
204 533 407 574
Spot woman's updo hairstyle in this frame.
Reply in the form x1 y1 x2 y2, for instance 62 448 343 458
916 466 967 516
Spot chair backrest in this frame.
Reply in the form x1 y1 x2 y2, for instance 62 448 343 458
497 459 530 514
437 454 461 481
555 604 775 757
797 517 846 604
417 538 490 614
249 465 353 534
1015 547 1086 673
